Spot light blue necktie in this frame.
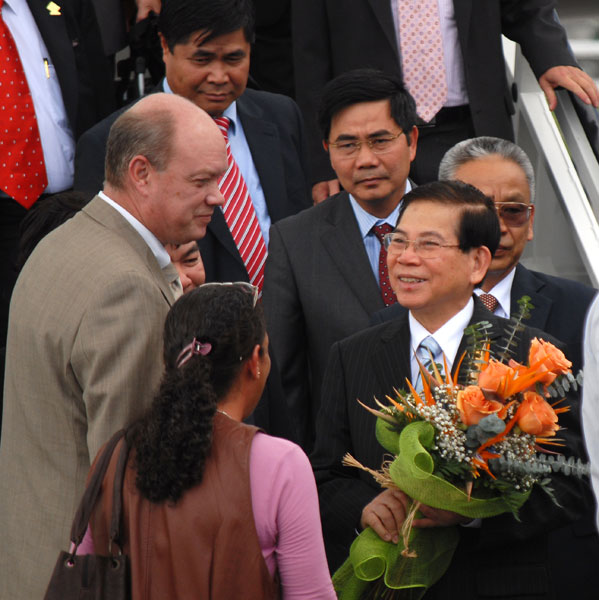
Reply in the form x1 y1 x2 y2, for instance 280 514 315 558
415 335 443 392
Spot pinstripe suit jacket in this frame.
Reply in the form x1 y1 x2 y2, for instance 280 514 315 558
0 196 178 600
313 298 588 597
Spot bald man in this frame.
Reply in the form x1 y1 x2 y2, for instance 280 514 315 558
0 93 226 599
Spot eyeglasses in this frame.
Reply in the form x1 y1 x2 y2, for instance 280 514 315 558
200 281 259 307
383 233 460 258
328 131 405 158
495 202 533 227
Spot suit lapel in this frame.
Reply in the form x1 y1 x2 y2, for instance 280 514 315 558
453 0 473 54
236 93 288 223
83 197 177 306
510 264 552 331
206 209 246 271
374 314 412 393
368 0 401 64
321 194 386 314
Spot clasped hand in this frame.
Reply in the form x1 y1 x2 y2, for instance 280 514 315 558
360 488 471 543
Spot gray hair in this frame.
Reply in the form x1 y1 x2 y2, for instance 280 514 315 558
438 136 535 203
105 108 175 189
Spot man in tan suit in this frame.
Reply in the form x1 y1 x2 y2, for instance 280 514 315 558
0 93 226 599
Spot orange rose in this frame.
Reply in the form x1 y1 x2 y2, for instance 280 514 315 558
528 338 572 385
457 386 506 426
478 359 516 397
517 391 559 437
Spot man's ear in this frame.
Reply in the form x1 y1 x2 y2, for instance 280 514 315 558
407 126 419 162
159 32 169 60
527 205 535 242
322 139 329 153
470 245 492 286
128 155 152 192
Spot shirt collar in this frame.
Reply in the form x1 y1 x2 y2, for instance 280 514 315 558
348 179 412 240
409 296 474 373
162 78 238 132
98 191 171 269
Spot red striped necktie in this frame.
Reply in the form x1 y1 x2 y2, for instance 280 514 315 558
372 223 398 306
213 116 267 292
0 0 47 208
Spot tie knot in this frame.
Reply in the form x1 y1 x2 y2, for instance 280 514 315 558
418 336 442 361
372 223 393 243
213 116 231 139
479 293 499 313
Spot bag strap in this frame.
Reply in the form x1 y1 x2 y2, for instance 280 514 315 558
108 432 130 551
69 428 126 547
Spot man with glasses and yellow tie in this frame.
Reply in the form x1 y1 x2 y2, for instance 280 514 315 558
263 68 418 452
376 136 596 375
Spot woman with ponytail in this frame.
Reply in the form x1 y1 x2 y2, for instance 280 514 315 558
84 284 336 599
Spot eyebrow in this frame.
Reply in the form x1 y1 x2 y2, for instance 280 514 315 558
333 129 395 142
393 228 447 240
181 244 200 260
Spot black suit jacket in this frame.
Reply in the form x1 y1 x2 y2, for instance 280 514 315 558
292 0 578 182
29 0 114 139
313 298 589 597
263 191 387 450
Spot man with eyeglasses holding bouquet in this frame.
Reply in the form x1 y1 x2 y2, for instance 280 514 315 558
376 136 596 374
262 68 418 452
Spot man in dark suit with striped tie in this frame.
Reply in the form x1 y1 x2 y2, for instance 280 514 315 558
313 180 591 597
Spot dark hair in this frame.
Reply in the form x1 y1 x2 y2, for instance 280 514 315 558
132 285 265 504
318 68 418 143
105 108 175 189
158 0 255 50
17 191 89 270
398 181 500 256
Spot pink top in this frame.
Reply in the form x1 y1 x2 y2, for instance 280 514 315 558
78 432 335 599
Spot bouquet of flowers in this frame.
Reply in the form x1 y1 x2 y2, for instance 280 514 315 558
333 307 588 600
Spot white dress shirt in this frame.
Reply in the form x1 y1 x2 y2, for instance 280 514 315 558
99 191 171 269
408 297 474 384
3 0 75 193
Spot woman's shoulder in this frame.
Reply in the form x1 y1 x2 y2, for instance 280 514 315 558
250 433 311 478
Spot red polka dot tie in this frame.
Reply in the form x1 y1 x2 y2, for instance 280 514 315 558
397 0 448 122
479 293 499 313
0 0 47 208
373 223 397 307
213 117 267 292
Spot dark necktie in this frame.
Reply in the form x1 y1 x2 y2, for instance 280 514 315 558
372 223 397 306
213 116 267 292
479 293 499 313
0 0 47 207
